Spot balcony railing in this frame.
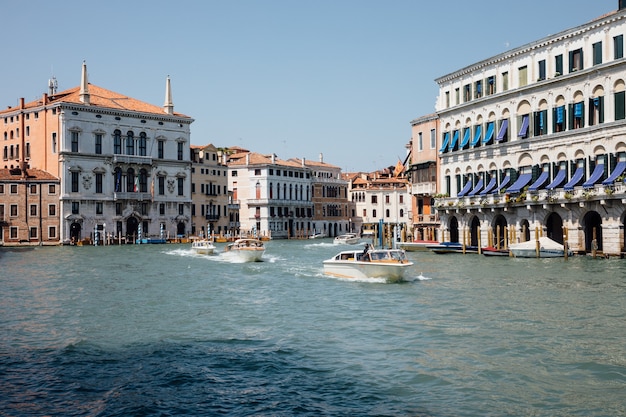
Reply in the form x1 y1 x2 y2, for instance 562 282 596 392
411 182 437 196
114 191 152 201
113 154 153 165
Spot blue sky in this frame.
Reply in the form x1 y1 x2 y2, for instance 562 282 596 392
1 1 617 172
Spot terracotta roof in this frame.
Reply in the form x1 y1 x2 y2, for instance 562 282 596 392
0 168 59 181
288 157 340 169
1 84 191 119
227 152 306 169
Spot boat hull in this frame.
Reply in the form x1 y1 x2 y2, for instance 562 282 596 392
398 241 438 252
323 248 413 282
224 239 266 262
426 243 479 254
191 240 215 255
509 249 566 258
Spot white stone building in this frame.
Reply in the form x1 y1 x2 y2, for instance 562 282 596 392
434 4 626 254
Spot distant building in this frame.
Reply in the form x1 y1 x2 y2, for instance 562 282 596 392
434 3 626 254
190 144 230 237
0 62 193 244
0 168 60 245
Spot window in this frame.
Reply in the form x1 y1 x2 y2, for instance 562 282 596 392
48 204 56 216
569 48 583 72
71 131 79 152
30 227 37 239
475 80 482 98
71 172 79 192
30 204 37 216
177 142 183 160
159 177 165 195
463 84 471 102
158 140 164 159
487 76 496 95
178 204 184 215
10 204 18 216
430 129 436 149
455 88 460 105
116 203 122 215
371 195 378 204
418 132 423 151
52 132 57 153
254 169 261 175
48 184 55 194
96 173 103 193
571 102 584 129
615 90 626 120
589 96 604 126
554 106 566 132
49 226 56 239
518 114 530 138
139 132 147 156
72 202 80 214
614 35 624 59
114 130 122 154
126 131 134 155
96 202 103 215
372 209 377 218
29 184 37 194
534 110 548 136
518 66 528 87
178 178 184 196
445 91 450 107
10 184 17 194
593 41 603 65
26 142 30 158
502 72 509 91
10 227 17 239
95 133 102 154
538 60 546 81
232 170 238 177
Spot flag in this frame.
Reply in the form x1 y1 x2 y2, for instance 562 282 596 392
150 173 155 201
134 174 139 192
115 170 121 192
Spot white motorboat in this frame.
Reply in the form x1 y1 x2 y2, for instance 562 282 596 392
191 239 216 255
398 240 438 252
223 238 265 262
323 246 414 282
333 233 360 245
509 237 572 258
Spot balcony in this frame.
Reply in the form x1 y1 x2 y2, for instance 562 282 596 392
113 154 153 165
205 214 220 221
114 192 152 201
411 182 437 196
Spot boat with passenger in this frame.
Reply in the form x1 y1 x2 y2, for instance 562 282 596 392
223 238 266 262
333 233 360 245
191 238 216 255
323 244 414 282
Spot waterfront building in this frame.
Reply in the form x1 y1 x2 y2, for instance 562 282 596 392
0 62 194 244
347 163 411 244
434 3 626 254
0 168 60 245
407 113 440 241
226 151 313 239
190 144 230 238
289 155 350 238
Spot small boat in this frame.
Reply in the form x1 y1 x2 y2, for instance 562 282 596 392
426 242 479 254
191 239 216 255
481 246 510 256
398 240 438 252
309 232 326 239
323 245 414 282
509 237 572 258
223 238 265 262
333 233 360 245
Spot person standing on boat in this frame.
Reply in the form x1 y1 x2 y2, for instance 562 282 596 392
362 243 371 261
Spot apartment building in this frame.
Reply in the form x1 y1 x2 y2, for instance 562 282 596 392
434 3 626 254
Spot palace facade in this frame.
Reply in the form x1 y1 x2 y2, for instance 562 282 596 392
434 4 626 254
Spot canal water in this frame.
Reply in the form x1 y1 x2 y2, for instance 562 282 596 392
1 239 625 416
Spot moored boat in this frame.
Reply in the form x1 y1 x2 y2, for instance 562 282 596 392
509 237 572 258
481 246 510 256
333 233 360 245
398 240 438 252
223 238 266 262
191 239 216 255
426 242 479 254
323 245 414 282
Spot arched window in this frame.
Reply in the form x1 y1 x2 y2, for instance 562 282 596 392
127 168 135 192
126 131 134 155
139 132 147 156
114 167 122 192
114 130 122 154
269 183 273 199
140 169 148 192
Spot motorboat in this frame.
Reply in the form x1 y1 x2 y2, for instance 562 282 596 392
223 238 265 262
426 242 479 254
481 246 510 256
333 233 360 245
191 239 216 255
323 246 414 282
398 240 438 252
509 237 572 258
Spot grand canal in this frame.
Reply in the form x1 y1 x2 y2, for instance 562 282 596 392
1 239 625 416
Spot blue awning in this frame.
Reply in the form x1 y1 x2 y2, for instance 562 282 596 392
582 163 605 188
506 173 533 194
458 180 473 197
449 130 460 151
467 178 484 196
494 175 511 194
460 128 471 149
480 177 497 195
496 119 508 141
564 167 585 191
483 122 495 144
546 169 567 190
439 132 450 152
556 106 565 123
518 115 530 137
471 125 482 147
574 102 583 118
528 171 549 191
602 161 626 185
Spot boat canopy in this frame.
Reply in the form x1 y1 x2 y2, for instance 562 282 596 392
506 173 532 194
564 167 585 191
582 163 605 188
528 171 550 191
546 169 567 190
602 161 626 185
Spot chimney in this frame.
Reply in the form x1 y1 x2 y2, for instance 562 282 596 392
79 61 90 105
319 153 324 163
302 157 306 167
164 76 174 114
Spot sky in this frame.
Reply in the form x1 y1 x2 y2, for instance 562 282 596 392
1 0 618 172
